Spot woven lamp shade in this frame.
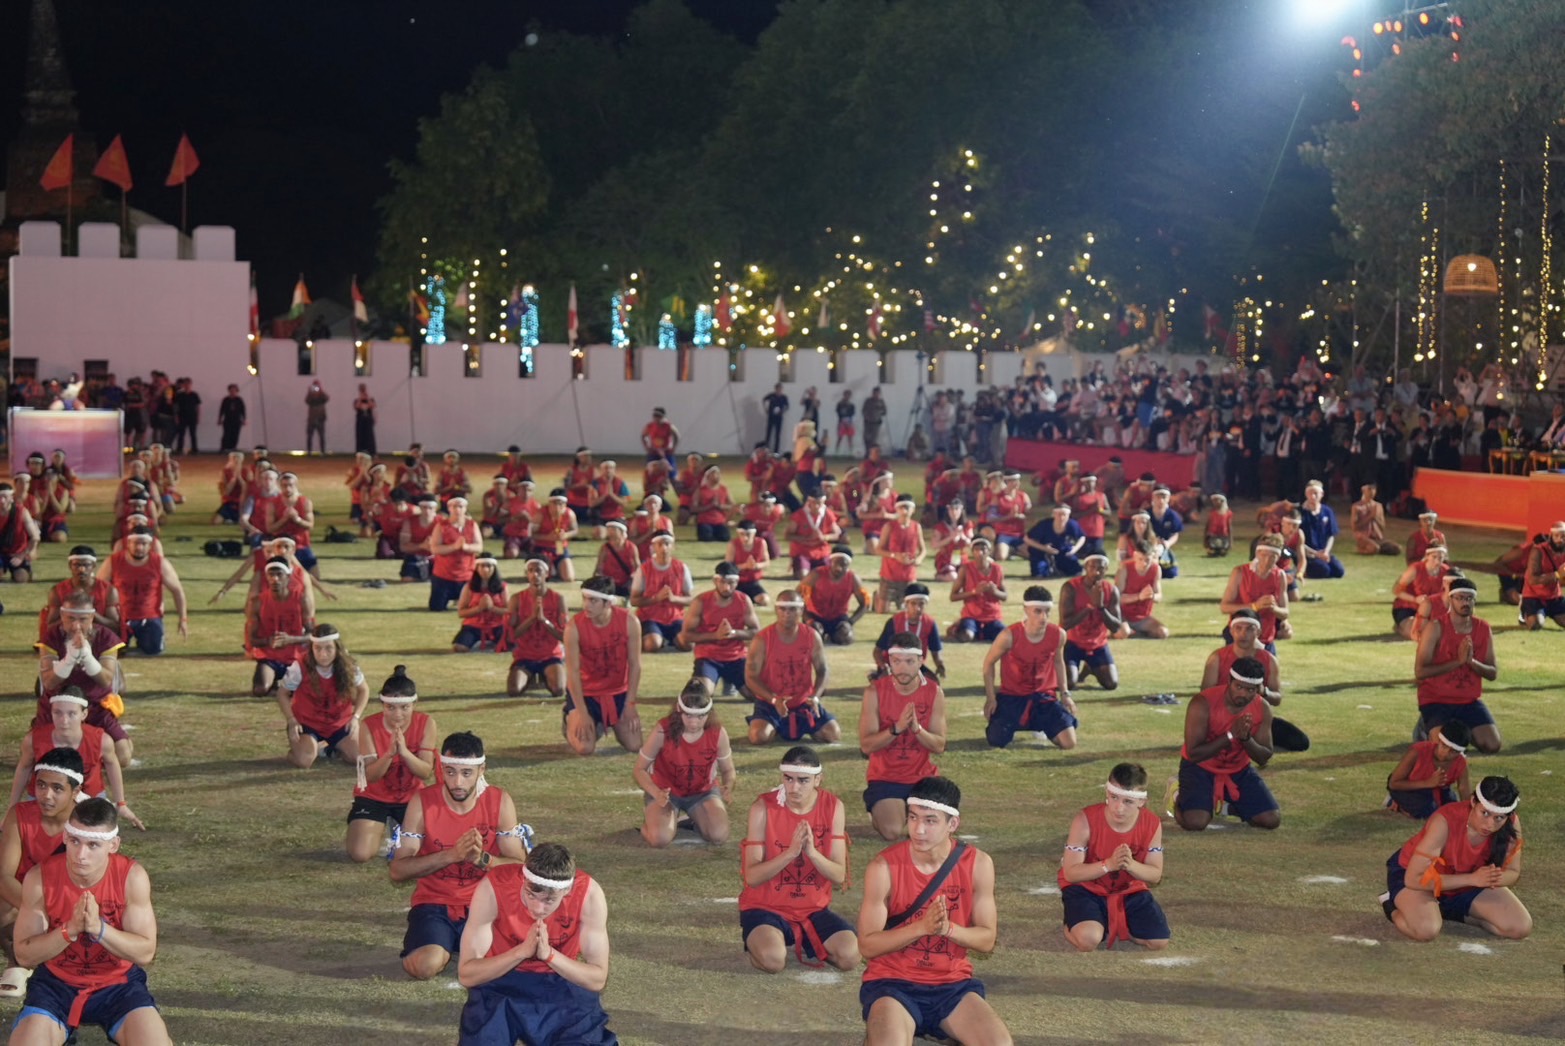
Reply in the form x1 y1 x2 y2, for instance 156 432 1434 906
1444 255 1499 296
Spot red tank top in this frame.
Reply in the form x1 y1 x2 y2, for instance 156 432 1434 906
12 803 65 885
727 536 769 582
1398 802 1499 890
692 590 752 662
566 465 596 508
573 607 630 698
879 520 921 582
596 541 638 588
757 624 817 709
1397 563 1454 608
1205 510 1232 539
788 507 837 558
485 866 593 974
933 521 973 573
109 551 163 622
1522 543 1565 599
409 784 505 911
432 519 480 582
651 720 723 797
636 560 689 626
958 560 1004 623
1233 563 1286 645
993 491 1028 537
867 676 939 784
248 492 289 537
1182 685 1266 775
1119 561 1159 622
50 579 115 622
629 514 672 561
1057 804 1159 897
290 665 356 735
356 711 432 804
1417 615 1492 707
997 622 1063 696
1214 644 1277 690
462 582 509 633
280 496 313 548
30 723 107 798
863 841 978 985
695 483 731 525
739 790 843 918
42 852 135 989
593 478 629 522
807 569 859 620
1065 576 1114 651
505 589 567 661
1403 741 1468 812
861 492 896 538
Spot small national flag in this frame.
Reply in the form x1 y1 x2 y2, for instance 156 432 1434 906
39 134 73 192
716 292 732 331
1022 307 1037 339
408 287 430 325
351 276 368 336
817 299 830 330
249 274 260 339
92 135 133 192
1203 304 1225 342
507 281 524 329
567 283 580 346
454 282 470 311
289 274 312 319
772 293 791 339
164 133 200 187
867 305 882 341
923 307 937 333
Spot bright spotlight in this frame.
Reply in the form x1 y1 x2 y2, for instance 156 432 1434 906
1293 0 1357 27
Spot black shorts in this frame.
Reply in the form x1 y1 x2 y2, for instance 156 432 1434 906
459 968 616 1046
862 779 915 814
859 978 986 1040
740 907 853 961
347 796 408 825
403 903 464 959
511 656 563 674
19 963 158 1041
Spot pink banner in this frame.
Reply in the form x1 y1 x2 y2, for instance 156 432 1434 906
7 409 123 480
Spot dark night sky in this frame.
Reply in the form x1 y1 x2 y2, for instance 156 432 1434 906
0 0 776 313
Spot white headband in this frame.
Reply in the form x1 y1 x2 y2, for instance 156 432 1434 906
67 555 97 564
448 497 469 506
441 754 486 766
583 590 622 605
605 521 627 532
49 693 89 708
778 763 823 776
35 763 84 784
1083 554 1110 565
1229 666 1265 686
523 866 574 890
1436 732 1467 754
1475 781 1518 815
774 599 804 608
525 559 551 573
885 646 923 657
677 698 711 715
380 693 418 705
829 552 852 561
60 606 96 617
65 822 118 842
1023 599 1054 608
907 797 959 818
266 563 294 575
1105 781 1148 801
311 632 341 642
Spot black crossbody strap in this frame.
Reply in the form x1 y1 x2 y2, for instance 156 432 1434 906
884 841 967 930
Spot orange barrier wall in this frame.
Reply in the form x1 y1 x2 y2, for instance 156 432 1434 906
1411 467 1565 533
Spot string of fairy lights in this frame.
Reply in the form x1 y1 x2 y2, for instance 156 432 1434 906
1414 199 1439 365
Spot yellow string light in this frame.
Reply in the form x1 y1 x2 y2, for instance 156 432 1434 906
1540 135 1553 389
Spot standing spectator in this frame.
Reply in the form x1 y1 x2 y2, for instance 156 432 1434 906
930 391 955 455
799 386 822 441
834 390 857 456
150 372 177 445
861 387 887 452
762 384 789 453
97 373 125 413
172 377 201 454
122 378 148 451
353 384 377 456
218 384 247 452
305 381 330 455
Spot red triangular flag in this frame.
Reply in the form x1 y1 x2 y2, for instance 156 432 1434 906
772 293 791 339
39 134 73 192
249 274 260 339
93 135 133 192
165 133 200 187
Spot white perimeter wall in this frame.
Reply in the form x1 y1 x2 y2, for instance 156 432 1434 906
11 220 1129 456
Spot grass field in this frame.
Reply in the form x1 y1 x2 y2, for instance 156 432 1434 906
1 453 1561 1046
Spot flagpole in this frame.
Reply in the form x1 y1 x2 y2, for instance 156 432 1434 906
120 189 127 240
66 182 73 254
180 181 188 237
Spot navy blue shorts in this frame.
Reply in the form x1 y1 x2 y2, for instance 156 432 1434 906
1391 605 1417 625
512 657 563 675
737 579 767 601
346 796 408 825
740 907 853 960
302 722 352 752
641 619 683 645
747 701 836 741
401 555 432 582
956 618 1004 642
1520 595 1565 619
695 657 748 692
402 903 465 958
1384 852 1481 923
429 576 466 612
255 657 291 680
1387 786 1456 821
860 977 986 1039
564 692 629 728
1303 555 1345 579
124 617 165 655
1064 641 1114 671
1061 884 1169 942
696 522 731 543
216 502 241 523
994 533 1024 549
459 969 616 1046
1419 700 1495 732
453 625 502 650
863 779 915 815
16 963 158 1040
809 614 852 637
987 692 1076 748
294 545 318 572
1176 759 1278 822
646 788 719 816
